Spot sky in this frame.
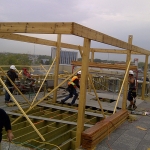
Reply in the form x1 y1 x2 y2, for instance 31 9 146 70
0 0 150 63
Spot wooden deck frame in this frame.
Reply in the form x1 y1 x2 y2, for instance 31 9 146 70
0 22 149 148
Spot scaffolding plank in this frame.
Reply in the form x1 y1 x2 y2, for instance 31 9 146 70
37 103 107 118
6 111 92 128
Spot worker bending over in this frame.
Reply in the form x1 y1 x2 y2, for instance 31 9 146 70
61 71 81 106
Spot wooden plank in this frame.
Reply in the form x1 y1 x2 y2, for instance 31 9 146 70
6 111 92 128
76 38 91 148
82 117 127 149
0 33 146 55
81 110 128 149
71 61 137 70
53 34 61 102
142 55 149 99
0 33 80 50
82 110 128 140
91 48 141 55
0 33 56 46
0 22 73 34
123 35 132 109
73 23 150 55
37 103 108 119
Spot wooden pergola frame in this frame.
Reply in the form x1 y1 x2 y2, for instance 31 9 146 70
0 22 149 149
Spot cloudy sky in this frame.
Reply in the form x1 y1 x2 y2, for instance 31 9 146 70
0 0 150 62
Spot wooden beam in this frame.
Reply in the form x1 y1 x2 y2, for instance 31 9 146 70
76 38 91 149
0 78 45 141
53 34 61 102
122 35 132 109
73 23 150 55
71 61 137 70
141 55 149 99
0 33 146 56
0 22 73 34
12 68 81 124
0 33 80 50
91 48 141 55
0 22 149 55
6 111 93 128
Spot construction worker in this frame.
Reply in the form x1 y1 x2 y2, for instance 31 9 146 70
0 108 14 150
127 70 137 110
61 71 81 106
22 68 35 86
5 65 18 103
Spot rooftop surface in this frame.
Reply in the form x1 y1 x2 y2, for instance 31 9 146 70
0 90 150 150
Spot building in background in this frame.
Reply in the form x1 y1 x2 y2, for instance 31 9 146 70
51 47 78 64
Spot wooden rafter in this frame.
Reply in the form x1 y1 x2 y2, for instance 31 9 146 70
0 33 145 55
73 23 150 55
0 33 79 50
0 22 73 34
71 61 137 70
0 22 150 55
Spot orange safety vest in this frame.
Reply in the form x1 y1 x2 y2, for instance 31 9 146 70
68 76 78 88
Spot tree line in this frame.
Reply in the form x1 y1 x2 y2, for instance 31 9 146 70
0 53 52 66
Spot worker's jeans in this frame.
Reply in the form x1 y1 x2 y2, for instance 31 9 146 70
63 88 78 105
5 86 13 101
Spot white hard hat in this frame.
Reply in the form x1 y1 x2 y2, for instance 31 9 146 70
77 71 81 75
10 65 16 70
129 70 134 75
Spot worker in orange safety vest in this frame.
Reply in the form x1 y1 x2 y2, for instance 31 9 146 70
61 71 81 106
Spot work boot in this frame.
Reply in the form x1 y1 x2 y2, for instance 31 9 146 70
133 104 137 110
68 103 73 106
127 105 132 110
5 100 13 103
60 100 65 104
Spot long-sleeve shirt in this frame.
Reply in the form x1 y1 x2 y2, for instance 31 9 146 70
5 70 18 87
0 108 11 142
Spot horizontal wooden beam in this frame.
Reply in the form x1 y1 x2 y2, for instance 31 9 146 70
73 23 150 55
91 48 141 55
0 22 73 34
0 22 149 55
0 33 144 56
6 111 92 128
71 61 137 70
0 33 79 50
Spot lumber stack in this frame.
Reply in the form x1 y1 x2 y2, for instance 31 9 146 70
81 110 128 150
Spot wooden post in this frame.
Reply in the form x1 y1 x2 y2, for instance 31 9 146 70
141 55 149 99
91 50 94 62
75 38 91 149
122 35 132 109
0 78 45 141
53 34 61 102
